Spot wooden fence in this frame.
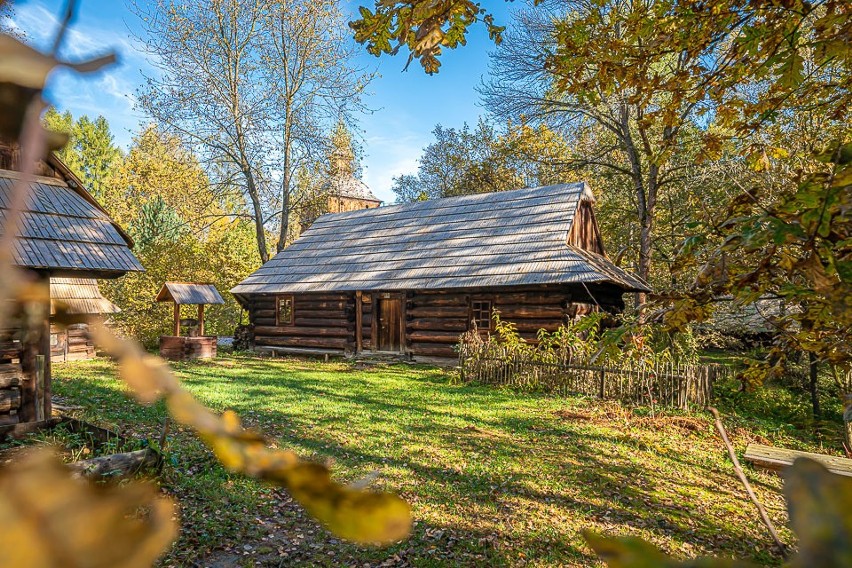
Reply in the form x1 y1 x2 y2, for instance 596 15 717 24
458 345 725 409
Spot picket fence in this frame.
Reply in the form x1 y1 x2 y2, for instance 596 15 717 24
458 344 725 409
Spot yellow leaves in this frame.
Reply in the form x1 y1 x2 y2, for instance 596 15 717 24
784 458 852 568
0 448 177 568
90 323 411 545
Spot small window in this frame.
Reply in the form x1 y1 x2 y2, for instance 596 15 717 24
276 295 294 326
470 300 492 331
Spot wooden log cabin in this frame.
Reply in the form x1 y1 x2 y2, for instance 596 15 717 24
0 144 143 425
231 183 650 361
50 278 121 362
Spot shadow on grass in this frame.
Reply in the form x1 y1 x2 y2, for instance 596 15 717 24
52 356 788 567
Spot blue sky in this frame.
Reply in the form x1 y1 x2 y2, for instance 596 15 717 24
5 0 513 203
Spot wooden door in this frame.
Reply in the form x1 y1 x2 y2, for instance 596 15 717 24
377 298 403 352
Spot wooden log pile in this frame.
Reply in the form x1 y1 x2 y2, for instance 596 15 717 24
0 338 24 426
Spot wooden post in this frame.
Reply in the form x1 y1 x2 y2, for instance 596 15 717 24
598 367 606 399
173 303 181 336
35 354 45 421
198 304 205 337
355 291 363 353
370 294 378 351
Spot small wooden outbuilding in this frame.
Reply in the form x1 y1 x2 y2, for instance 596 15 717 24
0 144 143 425
232 182 650 361
156 282 224 361
50 278 120 362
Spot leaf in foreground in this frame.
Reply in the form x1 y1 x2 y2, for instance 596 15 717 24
0 448 177 568
583 531 753 567
785 457 852 568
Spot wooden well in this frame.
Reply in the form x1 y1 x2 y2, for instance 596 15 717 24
156 282 225 361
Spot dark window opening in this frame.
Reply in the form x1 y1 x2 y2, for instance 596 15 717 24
470 300 492 331
276 295 294 326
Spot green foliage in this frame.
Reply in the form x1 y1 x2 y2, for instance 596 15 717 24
351 0 507 73
97 126 260 346
391 119 579 203
668 141 852 386
461 312 699 369
42 108 122 200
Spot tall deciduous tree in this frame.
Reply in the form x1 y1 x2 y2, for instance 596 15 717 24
353 0 850 311
390 119 572 203
262 0 371 252
134 0 370 262
134 0 272 262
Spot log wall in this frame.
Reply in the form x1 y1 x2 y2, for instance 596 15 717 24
243 284 625 359
249 293 356 353
51 323 96 363
404 289 578 359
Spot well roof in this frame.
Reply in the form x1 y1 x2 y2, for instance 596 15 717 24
0 169 143 276
50 278 120 315
233 183 649 296
156 282 225 305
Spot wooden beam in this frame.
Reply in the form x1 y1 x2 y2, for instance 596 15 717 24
370 294 378 351
744 443 852 478
173 303 180 336
355 291 363 353
198 304 205 336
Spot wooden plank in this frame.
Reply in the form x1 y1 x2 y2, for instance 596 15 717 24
408 330 462 344
407 318 468 332
371 294 378 351
252 326 351 338
355 291 363 353
255 336 351 349
0 363 22 380
744 443 852 477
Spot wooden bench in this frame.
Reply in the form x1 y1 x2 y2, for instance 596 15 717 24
744 443 852 478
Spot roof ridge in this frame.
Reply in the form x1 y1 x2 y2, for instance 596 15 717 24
313 182 587 224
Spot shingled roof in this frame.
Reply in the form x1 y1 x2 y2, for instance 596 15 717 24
50 278 120 315
156 282 225 305
0 169 143 276
233 183 649 296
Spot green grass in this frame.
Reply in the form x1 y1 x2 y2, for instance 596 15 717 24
43 353 829 566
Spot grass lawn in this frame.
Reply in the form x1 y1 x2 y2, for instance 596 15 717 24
38 353 821 566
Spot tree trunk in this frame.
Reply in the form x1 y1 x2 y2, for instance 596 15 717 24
618 102 656 318
277 119 293 253
242 165 269 264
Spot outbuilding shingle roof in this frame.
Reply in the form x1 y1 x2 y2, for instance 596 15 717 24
232 183 649 296
0 171 143 275
50 278 120 315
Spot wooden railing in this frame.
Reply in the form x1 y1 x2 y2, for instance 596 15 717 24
458 344 724 409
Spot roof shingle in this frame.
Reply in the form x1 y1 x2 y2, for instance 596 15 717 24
0 174 143 275
233 183 649 295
